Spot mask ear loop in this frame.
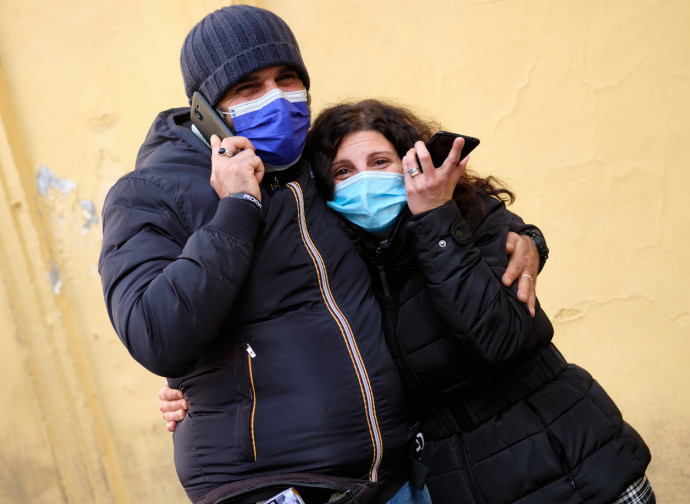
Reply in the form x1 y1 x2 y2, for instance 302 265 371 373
215 107 237 135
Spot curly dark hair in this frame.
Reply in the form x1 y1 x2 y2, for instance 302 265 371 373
304 98 515 215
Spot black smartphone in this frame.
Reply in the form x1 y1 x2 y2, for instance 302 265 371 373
190 91 235 143
426 131 480 167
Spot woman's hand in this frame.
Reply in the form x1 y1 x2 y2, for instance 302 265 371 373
158 383 188 433
209 134 265 200
402 136 469 215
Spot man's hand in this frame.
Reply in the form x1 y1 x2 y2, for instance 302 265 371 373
158 383 188 433
503 232 540 317
209 134 265 200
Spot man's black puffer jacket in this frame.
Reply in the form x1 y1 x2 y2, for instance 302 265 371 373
359 196 651 503
98 108 410 502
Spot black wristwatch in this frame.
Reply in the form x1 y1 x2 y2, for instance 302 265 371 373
519 226 549 272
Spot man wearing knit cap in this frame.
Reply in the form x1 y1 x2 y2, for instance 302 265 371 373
99 5 421 503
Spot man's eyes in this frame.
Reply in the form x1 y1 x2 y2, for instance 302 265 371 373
235 83 261 94
277 73 300 84
231 75 299 95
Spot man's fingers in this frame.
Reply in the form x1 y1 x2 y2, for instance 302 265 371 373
159 398 188 414
158 383 184 402
224 135 255 151
516 273 537 317
502 257 522 287
210 134 221 150
166 420 177 433
163 408 187 422
215 135 255 155
503 232 522 287
506 231 519 255
528 289 537 318
516 274 532 302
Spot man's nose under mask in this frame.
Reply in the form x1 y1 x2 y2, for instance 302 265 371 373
222 88 311 172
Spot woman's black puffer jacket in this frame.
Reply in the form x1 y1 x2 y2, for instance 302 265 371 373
359 196 651 503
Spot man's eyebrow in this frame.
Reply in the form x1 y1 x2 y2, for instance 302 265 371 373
232 66 295 88
232 74 260 86
277 65 297 74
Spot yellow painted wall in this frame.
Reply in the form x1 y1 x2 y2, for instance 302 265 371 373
0 0 687 502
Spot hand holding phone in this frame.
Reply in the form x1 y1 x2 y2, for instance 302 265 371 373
425 131 480 167
192 91 262 200
406 131 479 215
190 91 235 143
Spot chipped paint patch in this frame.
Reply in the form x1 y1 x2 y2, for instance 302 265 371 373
554 308 584 322
89 113 118 133
37 165 76 196
79 199 99 233
49 260 62 295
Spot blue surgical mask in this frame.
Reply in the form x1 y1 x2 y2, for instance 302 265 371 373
224 88 311 172
327 171 407 237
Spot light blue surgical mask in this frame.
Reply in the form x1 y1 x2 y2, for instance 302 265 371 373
222 88 310 172
327 171 407 237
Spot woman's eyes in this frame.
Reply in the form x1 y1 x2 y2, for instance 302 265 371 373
332 157 396 179
333 167 352 179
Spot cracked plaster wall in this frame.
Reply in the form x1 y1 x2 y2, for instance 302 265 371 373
0 0 687 502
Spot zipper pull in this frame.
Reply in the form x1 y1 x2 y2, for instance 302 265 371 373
245 343 256 358
375 244 384 265
269 174 281 191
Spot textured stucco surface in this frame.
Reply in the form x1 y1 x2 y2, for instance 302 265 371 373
0 0 687 502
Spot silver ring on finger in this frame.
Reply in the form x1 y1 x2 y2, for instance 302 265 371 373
217 147 234 157
408 167 422 178
520 273 534 283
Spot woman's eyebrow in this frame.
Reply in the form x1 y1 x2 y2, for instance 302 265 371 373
331 158 350 168
367 150 396 158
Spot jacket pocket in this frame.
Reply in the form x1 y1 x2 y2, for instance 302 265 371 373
174 339 258 469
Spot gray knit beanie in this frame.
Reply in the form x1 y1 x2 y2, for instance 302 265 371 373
181 5 310 105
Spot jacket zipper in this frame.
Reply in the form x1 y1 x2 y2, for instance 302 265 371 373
246 343 257 460
459 433 486 503
288 182 384 481
376 248 392 298
374 245 426 394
